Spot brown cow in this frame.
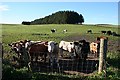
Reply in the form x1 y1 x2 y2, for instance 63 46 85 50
8 40 48 62
28 41 48 62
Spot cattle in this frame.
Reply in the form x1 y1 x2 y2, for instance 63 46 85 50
101 31 106 34
90 42 98 57
8 40 48 62
107 30 112 35
63 29 67 33
8 41 25 58
59 40 75 59
90 39 100 58
27 41 48 62
8 40 60 71
59 40 90 60
112 32 117 36
47 41 60 70
87 30 92 34
25 40 42 50
51 29 56 33
74 40 90 60
8 40 30 68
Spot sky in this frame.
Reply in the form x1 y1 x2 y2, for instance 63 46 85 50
0 2 118 25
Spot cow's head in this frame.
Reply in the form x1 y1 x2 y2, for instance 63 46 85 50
48 41 58 53
8 42 24 53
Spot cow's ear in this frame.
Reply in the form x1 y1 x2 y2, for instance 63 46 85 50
70 43 73 45
44 41 48 46
8 44 12 46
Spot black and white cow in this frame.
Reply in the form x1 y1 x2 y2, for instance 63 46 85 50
74 40 90 60
63 29 67 33
51 29 57 33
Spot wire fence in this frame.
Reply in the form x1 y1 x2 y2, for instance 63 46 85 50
29 53 99 74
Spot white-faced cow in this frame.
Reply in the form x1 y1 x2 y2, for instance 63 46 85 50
8 40 27 58
8 40 30 68
90 40 100 58
47 41 60 70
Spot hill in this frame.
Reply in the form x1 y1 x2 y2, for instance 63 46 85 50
22 11 84 25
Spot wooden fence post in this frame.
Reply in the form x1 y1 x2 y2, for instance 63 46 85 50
98 37 108 74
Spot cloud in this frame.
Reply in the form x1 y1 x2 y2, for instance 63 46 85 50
0 4 9 11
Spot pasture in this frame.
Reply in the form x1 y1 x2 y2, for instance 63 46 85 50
1 24 120 79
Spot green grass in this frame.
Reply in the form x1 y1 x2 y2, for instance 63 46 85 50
2 24 119 42
2 24 119 50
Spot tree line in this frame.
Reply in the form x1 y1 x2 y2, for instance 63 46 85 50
22 11 84 25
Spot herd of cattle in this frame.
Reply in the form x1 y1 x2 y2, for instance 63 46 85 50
51 29 118 37
51 29 67 33
8 38 101 67
87 30 118 36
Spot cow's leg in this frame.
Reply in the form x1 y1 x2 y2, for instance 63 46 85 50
54 57 60 72
27 62 32 72
59 48 63 58
44 53 47 63
49 54 54 71
70 52 74 59
35 53 38 62
31 54 34 62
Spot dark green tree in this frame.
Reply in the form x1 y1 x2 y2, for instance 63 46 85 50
30 11 84 25
79 14 84 25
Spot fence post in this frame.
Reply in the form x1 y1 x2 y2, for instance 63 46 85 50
98 37 108 74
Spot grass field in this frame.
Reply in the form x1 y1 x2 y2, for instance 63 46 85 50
2 24 119 42
2 24 119 51
1 24 120 79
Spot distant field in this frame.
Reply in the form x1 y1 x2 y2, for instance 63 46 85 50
2 24 119 51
